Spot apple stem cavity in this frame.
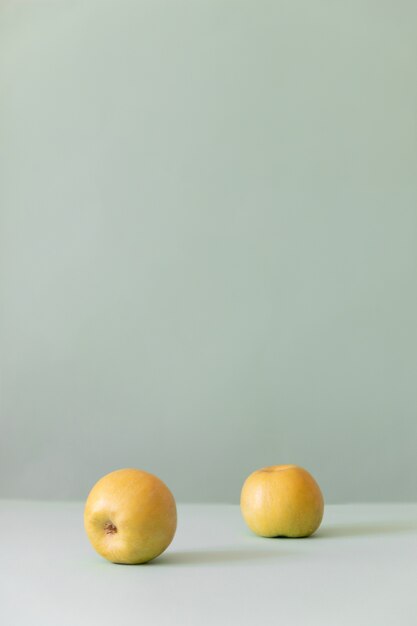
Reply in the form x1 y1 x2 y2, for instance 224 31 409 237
104 521 117 535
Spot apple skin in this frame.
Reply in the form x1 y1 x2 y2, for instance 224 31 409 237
84 468 177 564
240 464 324 538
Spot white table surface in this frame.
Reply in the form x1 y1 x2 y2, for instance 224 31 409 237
1 501 416 626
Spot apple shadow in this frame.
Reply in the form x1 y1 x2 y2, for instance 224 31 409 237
314 520 417 539
152 548 286 566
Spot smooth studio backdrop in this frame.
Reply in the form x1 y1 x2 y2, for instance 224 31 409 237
1 0 416 503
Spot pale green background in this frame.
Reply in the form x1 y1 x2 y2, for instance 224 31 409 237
1 0 416 503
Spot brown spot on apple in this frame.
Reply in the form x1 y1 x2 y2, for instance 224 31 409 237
104 521 117 535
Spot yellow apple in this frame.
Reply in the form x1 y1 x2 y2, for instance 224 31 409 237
84 468 177 564
240 464 324 537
